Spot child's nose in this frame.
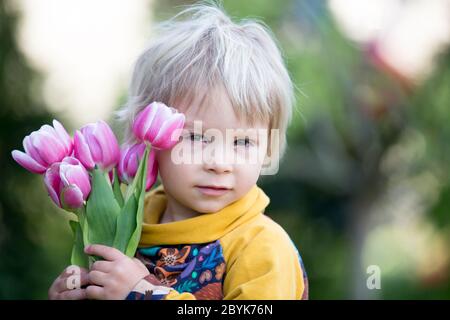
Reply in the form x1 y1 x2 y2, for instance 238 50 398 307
202 145 233 174
205 161 233 174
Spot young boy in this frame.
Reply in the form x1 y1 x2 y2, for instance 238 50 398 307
48 3 308 300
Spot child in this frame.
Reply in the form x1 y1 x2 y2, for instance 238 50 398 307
48 3 308 300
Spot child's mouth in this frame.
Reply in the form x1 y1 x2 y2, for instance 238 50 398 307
195 185 231 196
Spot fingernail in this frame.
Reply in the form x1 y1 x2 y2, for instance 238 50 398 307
84 245 90 252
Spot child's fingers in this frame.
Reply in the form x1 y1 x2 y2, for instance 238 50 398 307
90 260 112 273
49 266 90 299
58 288 87 300
85 244 124 261
88 270 109 287
62 265 89 277
86 285 104 300
55 277 70 293
57 267 89 291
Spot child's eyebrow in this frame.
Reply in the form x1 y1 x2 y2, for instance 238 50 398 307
184 121 261 135
183 121 195 129
184 120 209 130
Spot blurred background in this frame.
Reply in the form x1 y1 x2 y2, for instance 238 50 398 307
1 0 449 299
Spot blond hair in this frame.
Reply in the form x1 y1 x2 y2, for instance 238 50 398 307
116 2 294 159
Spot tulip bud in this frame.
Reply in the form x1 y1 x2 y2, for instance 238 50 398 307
12 120 73 174
44 157 91 209
118 143 158 191
73 120 120 171
132 102 185 149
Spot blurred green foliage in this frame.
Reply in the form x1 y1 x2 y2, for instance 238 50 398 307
0 2 73 299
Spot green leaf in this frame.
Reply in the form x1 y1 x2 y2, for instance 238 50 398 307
75 206 90 250
69 220 89 268
113 193 138 254
85 168 121 248
112 168 124 208
125 146 150 257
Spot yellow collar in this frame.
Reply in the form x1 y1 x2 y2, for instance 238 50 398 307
138 184 270 247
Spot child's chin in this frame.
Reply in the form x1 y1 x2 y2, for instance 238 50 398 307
192 201 228 214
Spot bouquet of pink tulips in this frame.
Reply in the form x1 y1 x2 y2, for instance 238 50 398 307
12 102 185 268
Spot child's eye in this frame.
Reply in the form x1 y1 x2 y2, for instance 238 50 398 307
234 137 252 147
189 133 208 143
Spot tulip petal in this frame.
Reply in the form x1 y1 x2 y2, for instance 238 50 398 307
31 130 66 165
82 125 103 164
40 124 59 140
44 163 63 207
128 143 145 172
40 124 68 156
126 152 140 178
53 119 73 155
132 103 158 141
130 142 146 160
145 103 172 142
145 149 158 191
62 185 84 209
23 135 47 167
73 130 95 170
60 158 91 199
61 156 80 166
11 150 47 174
132 105 152 141
118 144 130 183
94 121 120 171
119 143 147 184
151 113 185 149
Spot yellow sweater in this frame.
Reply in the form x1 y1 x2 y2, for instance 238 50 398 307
126 184 308 300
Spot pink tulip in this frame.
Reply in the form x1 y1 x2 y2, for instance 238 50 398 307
44 157 91 209
11 120 73 174
118 143 158 191
132 102 185 149
73 120 120 171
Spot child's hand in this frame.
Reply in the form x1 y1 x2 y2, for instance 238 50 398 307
84 244 150 300
48 266 89 300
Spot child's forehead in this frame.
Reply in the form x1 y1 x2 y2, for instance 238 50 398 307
183 110 250 131
173 85 228 113
173 86 269 130
180 103 269 131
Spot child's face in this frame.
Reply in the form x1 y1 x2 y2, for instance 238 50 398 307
155 86 269 214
